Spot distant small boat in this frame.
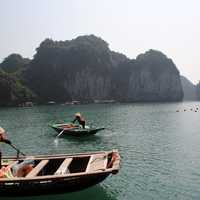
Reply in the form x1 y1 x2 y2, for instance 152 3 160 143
71 100 80 105
0 150 120 196
94 99 116 104
48 101 56 105
50 123 105 136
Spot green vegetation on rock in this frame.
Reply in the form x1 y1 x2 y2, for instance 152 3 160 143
0 54 30 74
0 70 34 106
0 35 184 105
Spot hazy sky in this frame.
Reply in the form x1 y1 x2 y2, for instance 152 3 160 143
0 0 199 83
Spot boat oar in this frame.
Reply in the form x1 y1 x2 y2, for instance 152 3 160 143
56 129 65 138
9 143 26 156
54 129 66 145
56 125 78 138
4 139 26 157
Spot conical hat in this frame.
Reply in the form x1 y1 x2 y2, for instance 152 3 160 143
75 112 81 117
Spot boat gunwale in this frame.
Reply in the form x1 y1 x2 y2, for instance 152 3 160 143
0 150 120 182
2 150 112 160
0 168 113 182
51 123 105 132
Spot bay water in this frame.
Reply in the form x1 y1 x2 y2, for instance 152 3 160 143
1 102 200 200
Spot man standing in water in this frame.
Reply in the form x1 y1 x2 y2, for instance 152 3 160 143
0 127 10 168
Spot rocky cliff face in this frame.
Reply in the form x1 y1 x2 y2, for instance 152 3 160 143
17 36 184 103
127 50 183 101
63 68 113 101
196 82 200 100
24 35 114 102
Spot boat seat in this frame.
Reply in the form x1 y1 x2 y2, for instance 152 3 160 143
26 160 49 178
86 154 107 172
55 158 73 175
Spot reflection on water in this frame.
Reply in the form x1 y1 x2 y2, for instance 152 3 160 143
4 185 116 200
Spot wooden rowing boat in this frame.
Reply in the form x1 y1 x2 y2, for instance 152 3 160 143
0 150 120 196
50 123 105 136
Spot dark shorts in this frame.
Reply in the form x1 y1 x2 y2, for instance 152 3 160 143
80 121 85 129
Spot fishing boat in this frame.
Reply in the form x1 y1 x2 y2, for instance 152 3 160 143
50 123 105 136
0 150 120 196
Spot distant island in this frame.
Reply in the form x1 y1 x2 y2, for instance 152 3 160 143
180 76 197 101
0 34 198 106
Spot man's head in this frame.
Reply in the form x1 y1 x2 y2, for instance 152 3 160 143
0 127 6 141
75 113 81 118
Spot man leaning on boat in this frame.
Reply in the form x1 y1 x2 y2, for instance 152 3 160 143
72 113 86 129
0 127 34 178
0 127 11 168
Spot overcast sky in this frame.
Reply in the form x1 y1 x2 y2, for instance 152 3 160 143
0 0 199 83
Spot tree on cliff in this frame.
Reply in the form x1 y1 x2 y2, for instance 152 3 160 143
0 54 30 74
0 70 34 106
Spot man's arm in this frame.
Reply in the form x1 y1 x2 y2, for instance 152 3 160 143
72 118 77 123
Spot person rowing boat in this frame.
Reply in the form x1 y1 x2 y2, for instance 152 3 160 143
72 113 86 129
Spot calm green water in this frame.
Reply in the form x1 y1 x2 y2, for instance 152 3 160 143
1 102 200 200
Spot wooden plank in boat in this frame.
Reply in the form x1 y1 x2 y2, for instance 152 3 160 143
26 160 49 178
86 154 107 172
55 158 73 175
